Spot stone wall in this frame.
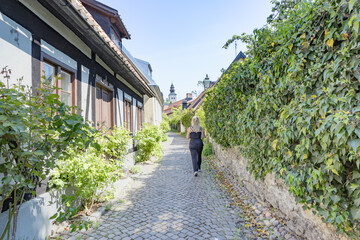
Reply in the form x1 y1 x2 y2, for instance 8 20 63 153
210 139 349 240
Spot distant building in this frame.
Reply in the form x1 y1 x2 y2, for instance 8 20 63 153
232 51 246 64
188 51 246 112
163 92 194 116
168 83 177 103
132 57 164 126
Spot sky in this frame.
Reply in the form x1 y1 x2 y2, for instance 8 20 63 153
99 0 274 100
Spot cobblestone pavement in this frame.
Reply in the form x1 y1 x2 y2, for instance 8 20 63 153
58 132 301 240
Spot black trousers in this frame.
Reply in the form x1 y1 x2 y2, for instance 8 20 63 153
190 143 203 172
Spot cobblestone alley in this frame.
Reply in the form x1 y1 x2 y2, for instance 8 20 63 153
58 132 300 240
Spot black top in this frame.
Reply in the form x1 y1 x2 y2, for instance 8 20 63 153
189 127 203 148
189 131 202 139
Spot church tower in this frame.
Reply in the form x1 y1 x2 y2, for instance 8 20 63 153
168 83 177 103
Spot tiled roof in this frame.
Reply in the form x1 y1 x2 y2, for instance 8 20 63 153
163 98 195 115
80 0 130 39
68 0 153 96
187 90 207 110
232 51 246 64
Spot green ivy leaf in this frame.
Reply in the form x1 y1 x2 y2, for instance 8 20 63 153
354 198 360 207
349 0 357 12
354 20 359 34
0 163 6 173
353 171 360 180
351 207 360 220
348 139 360 152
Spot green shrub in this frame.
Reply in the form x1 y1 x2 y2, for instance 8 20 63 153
0 70 94 238
160 114 170 141
49 126 130 219
204 0 360 235
50 147 118 214
101 126 131 160
161 114 171 132
203 143 213 157
168 107 182 127
168 108 195 132
135 124 163 163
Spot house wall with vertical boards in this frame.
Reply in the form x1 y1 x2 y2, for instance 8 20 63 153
0 0 146 238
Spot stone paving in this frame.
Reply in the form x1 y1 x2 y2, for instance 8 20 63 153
58 132 301 240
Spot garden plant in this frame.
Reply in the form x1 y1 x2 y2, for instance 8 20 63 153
134 124 164 163
0 70 95 239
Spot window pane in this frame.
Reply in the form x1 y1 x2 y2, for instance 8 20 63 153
61 92 71 106
110 27 121 49
60 71 71 92
43 62 55 84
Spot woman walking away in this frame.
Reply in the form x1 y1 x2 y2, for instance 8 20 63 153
186 116 204 177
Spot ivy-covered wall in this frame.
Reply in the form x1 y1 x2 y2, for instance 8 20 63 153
204 0 360 236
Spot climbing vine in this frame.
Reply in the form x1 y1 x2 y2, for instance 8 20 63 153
204 0 360 235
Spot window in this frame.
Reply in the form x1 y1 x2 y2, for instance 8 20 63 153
137 106 143 131
42 62 55 84
42 61 75 106
96 85 113 129
124 100 132 132
110 26 122 50
60 71 71 106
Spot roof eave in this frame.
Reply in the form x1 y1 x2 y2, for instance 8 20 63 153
80 0 130 39
40 0 154 97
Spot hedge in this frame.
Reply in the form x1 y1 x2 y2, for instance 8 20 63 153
204 0 360 235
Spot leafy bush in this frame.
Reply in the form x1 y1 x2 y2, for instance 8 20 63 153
204 0 360 235
0 70 94 239
203 143 213 157
168 108 195 131
160 114 170 141
161 113 171 131
168 107 182 128
135 124 163 163
50 147 118 215
49 125 130 218
101 126 131 160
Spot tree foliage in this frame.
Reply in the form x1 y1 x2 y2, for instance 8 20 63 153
196 106 207 131
168 108 195 129
180 109 195 129
204 0 360 235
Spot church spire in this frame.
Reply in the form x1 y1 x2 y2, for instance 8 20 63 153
170 83 175 93
168 83 177 103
